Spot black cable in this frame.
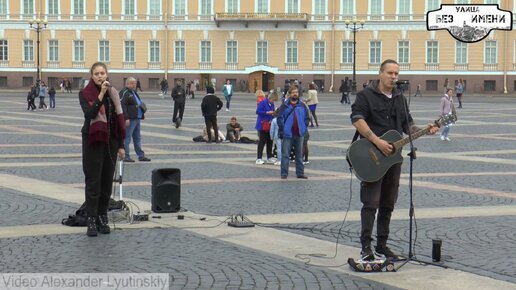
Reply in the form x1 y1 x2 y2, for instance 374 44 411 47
244 166 356 268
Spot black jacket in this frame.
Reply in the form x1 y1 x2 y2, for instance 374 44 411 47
350 80 413 137
171 86 186 103
120 88 144 120
201 94 223 116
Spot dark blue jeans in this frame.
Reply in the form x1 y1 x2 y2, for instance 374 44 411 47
124 119 144 159
280 135 304 177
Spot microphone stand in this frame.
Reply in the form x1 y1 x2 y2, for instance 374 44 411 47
395 85 447 271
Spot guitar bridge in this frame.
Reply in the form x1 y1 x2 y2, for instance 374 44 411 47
368 148 380 166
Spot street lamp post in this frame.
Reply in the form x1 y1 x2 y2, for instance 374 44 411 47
345 19 365 94
29 18 48 82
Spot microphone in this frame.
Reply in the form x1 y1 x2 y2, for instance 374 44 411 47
102 81 112 87
395 80 409 85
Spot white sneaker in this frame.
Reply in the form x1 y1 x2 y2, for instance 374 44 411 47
266 158 275 164
303 160 310 165
440 135 445 141
274 161 281 166
225 108 229 112
445 137 451 141
255 159 265 165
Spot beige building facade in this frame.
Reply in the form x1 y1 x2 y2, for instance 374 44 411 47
1 0 516 94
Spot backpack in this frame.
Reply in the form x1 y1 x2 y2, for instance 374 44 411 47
62 199 127 227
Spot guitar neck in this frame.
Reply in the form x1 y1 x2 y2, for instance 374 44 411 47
393 127 430 150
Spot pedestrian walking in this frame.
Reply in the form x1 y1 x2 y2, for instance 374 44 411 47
304 83 319 127
171 80 186 128
223 80 233 112
455 79 464 108
440 88 455 141
48 86 56 109
38 81 48 110
160 78 169 97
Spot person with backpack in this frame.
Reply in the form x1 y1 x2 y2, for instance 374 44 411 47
277 86 310 179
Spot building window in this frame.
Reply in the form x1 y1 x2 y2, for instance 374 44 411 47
23 0 34 15
455 0 469 3
426 0 440 11
23 40 34 61
124 40 134 62
200 0 212 16
73 40 84 62
99 40 110 62
314 0 326 19
342 41 353 63
174 0 186 15
484 0 499 4
484 80 496 91
369 41 381 64
48 0 59 16
0 76 6 87
149 78 160 89
342 0 353 16
149 0 161 17
227 0 239 13
398 40 409 64
0 40 7 61
426 80 438 91
287 0 299 13
257 0 268 13
98 0 109 16
286 40 298 63
369 0 383 20
257 40 268 64
201 40 211 62
426 40 438 64
23 77 33 87
72 0 84 15
226 40 237 63
485 40 497 64
314 41 325 63
124 0 136 16
48 40 59 61
455 41 467 64
0 0 7 15
398 0 411 20
175 40 185 62
150 40 160 62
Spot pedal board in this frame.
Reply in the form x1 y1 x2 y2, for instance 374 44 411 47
348 257 395 272
228 221 255 228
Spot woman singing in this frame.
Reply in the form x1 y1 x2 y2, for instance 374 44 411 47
79 62 125 237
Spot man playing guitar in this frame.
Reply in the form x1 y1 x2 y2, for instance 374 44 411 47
350 59 439 261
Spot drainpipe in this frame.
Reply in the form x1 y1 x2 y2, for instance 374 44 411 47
329 0 336 93
502 0 508 94
164 0 169 79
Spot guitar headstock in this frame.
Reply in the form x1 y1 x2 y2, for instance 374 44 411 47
435 113 457 128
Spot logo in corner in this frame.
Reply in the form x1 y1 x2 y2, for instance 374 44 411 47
427 4 512 43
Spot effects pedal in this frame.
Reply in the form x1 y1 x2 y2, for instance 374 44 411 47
228 221 255 228
132 213 149 222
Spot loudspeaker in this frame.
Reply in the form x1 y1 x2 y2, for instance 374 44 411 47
151 168 181 213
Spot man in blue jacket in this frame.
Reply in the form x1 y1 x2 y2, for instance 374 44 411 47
277 86 310 179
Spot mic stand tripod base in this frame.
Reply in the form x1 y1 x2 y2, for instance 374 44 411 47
395 255 448 271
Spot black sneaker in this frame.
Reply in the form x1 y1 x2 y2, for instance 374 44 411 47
123 157 135 163
360 245 375 261
138 156 151 162
375 245 399 260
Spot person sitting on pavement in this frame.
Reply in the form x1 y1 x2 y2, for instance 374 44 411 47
226 116 244 142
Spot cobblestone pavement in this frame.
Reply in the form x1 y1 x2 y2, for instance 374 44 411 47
0 91 515 289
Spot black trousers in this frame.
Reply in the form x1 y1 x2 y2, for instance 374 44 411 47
360 163 401 248
82 134 118 217
257 130 272 159
173 102 185 123
204 116 218 141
